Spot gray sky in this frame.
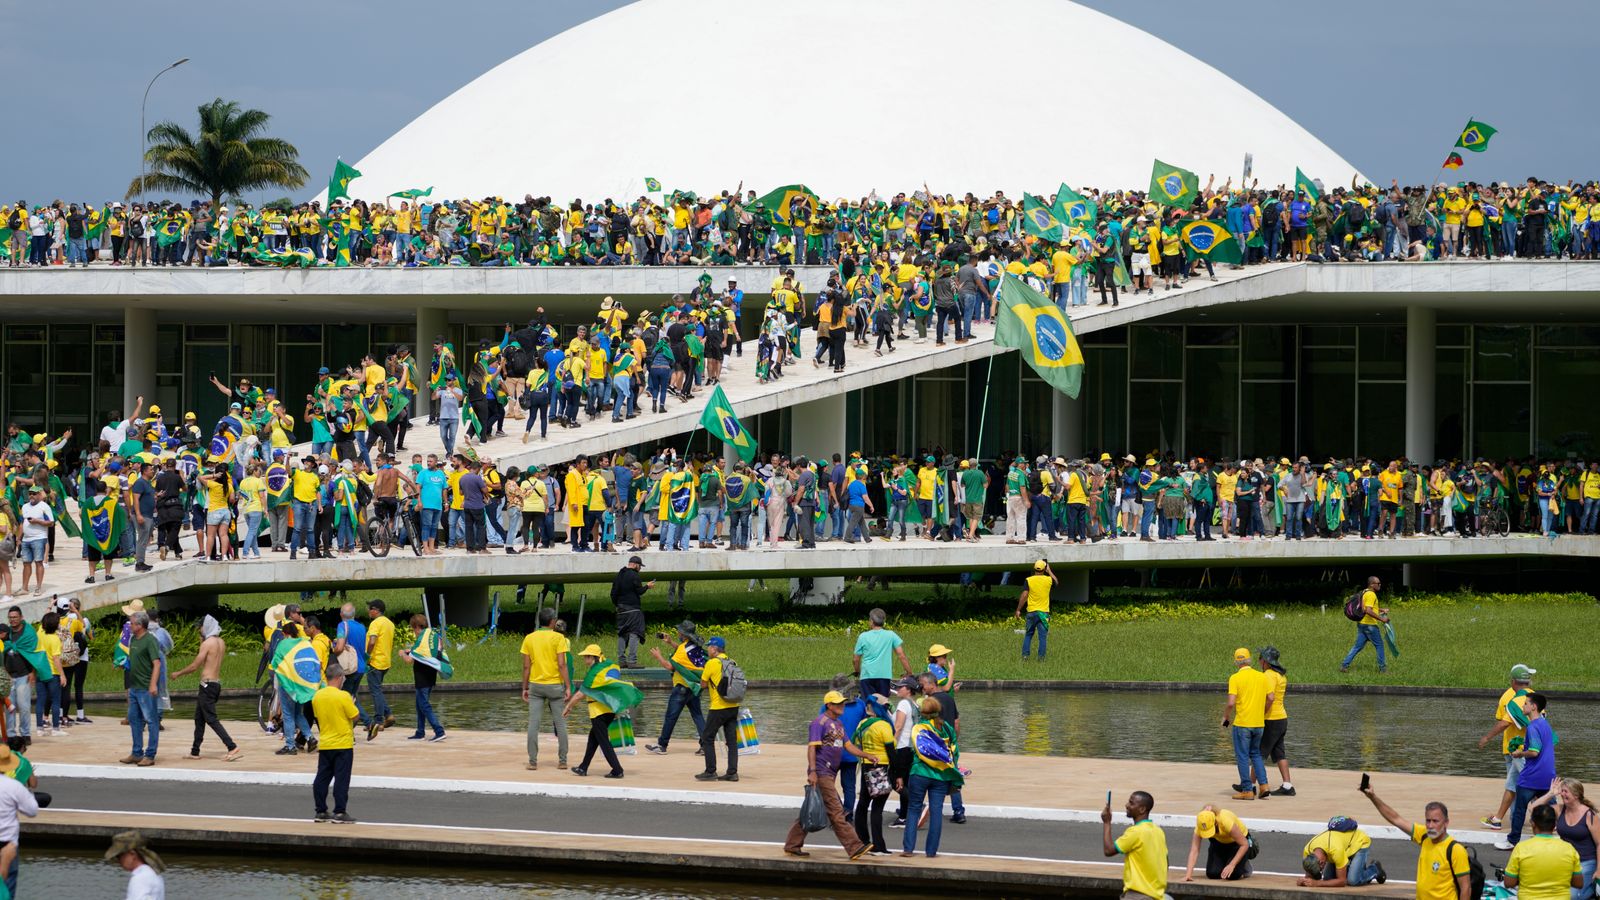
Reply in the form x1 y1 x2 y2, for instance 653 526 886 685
3 0 1584 204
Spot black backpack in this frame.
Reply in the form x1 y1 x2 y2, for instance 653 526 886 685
129 218 146 238
1343 590 1366 622
5 210 20 230
1440 838 1485 900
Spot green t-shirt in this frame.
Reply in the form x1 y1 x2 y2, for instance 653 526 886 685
960 468 986 504
11 755 32 785
127 632 161 687
1006 468 1027 498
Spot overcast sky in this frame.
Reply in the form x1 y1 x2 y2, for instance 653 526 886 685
3 0 1585 203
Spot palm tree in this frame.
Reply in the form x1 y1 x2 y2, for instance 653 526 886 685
127 98 309 210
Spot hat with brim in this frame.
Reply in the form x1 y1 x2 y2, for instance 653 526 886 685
120 598 146 617
1196 809 1218 839
579 644 604 659
104 830 164 872
675 620 700 643
928 643 952 657
264 603 287 629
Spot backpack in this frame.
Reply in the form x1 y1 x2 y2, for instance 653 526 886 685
129 218 145 238
717 657 748 702
1440 838 1485 900
1343 590 1366 623
5 210 20 231
56 628 81 668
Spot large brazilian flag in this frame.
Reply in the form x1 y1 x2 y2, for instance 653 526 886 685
80 495 125 555
993 274 1083 399
699 385 756 463
1181 219 1243 265
1148 158 1200 209
749 184 818 230
274 638 324 704
1020 193 1064 241
579 659 645 714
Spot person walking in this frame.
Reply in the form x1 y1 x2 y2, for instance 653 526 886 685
1479 663 1536 832
398 613 447 743
1297 816 1386 888
170 615 242 762
785 689 870 861
1361 778 1472 900
562 645 629 779
852 608 917 717
1182 805 1256 881
311 663 361 823
1223 647 1272 800
1339 576 1389 674
103 830 163 900
364 600 396 732
1015 559 1055 660
519 607 570 770
1259 646 1294 796
611 555 652 668
1502 691 1557 850
852 701 896 855
120 612 162 767
901 695 963 858
1504 805 1584 899
1102 791 1166 900
645 621 707 756
696 637 741 782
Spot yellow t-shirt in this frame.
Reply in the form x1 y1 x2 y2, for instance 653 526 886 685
1584 472 1600 500
702 656 739 711
292 469 320 504
854 717 894 765
204 480 229 513
1204 808 1249 844
1410 824 1472 900
668 642 702 690
311 632 331 670
521 478 547 513
1263 668 1287 721
1378 470 1403 504
311 686 360 751
1303 829 1371 869
1023 574 1052 614
238 476 265 514
1505 834 1582 900
1496 687 1527 755
520 629 571 685
448 470 465 511
1065 471 1088 505
1227 667 1268 728
1358 589 1383 626
1216 471 1238 502
916 467 937 501
367 616 395 671
40 633 62 677
1114 820 1168 900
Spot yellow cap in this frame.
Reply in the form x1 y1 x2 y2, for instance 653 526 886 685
1196 809 1218 839
1099 453 1112 462
148 405 161 415
1233 647 1252 662
579 644 604 659
928 644 952 657
1144 458 1156 466
1034 559 1048 571
1279 457 1291 465
822 690 846 705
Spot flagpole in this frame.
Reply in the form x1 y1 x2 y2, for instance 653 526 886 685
973 355 996 463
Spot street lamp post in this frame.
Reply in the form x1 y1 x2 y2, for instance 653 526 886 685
138 58 189 203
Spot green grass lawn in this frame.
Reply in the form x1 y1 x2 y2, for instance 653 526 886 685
79 583 1597 695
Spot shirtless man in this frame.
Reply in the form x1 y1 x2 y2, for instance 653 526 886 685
172 614 242 761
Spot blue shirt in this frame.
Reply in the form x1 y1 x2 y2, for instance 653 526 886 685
727 288 743 315
847 480 869 508
1519 717 1557 789
1290 201 1311 228
613 466 634 508
336 619 368 674
417 468 448 510
852 628 903 680
458 472 486 510
542 349 565 374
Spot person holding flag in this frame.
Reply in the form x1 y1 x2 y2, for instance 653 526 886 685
399 609 450 743
562 644 641 778
270 622 319 756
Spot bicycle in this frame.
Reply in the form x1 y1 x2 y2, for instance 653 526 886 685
355 502 392 558
1482 505 1510 537
256 679 281 734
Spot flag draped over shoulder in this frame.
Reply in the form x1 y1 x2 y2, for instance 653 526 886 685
1020 193 1064 241
699 385 755 463
1294 168 1321 202
274 638 323 704
993 274 1083 398
409 625 453 680
265 461 290 508
1149 159 1199 208
1454 119 1497 153
80 495 125 555
1181 219 1243 264
663 471 698 525
327 159 362 201
5 623 52 680
580 659 644 713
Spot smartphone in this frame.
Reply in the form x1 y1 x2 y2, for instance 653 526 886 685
1359 773 1370 792
1106 790 1112 807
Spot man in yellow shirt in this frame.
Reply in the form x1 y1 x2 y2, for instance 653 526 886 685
1014 559 1055 660
519 608 571 770
289 456 321 560
364 600 395 730
697 636 741 780
565 456 591 551
1224 647 1274 800
311 664 361 823
1339 575 1389 674
1504 805 1583 900
1362 779 1473 900
1298 819 1385 887
644 620 707 755
1377 460 1404 538
1477 663 1534 831
1104 791 1167 900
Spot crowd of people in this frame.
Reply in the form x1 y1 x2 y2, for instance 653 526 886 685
7 175 1600 273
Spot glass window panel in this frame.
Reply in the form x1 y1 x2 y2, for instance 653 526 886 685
1473 383 1531 459
186 325 228 343
278 324 322 343
278 345 325 424
4 345 45 427
1301 325 1355 347
1357 383 1405 462
1358 326 1406 381
323 325 370 374
94 344 124 414
1082 325 1126 345
1298 347 1355 459
1535 349 1600 459
1130 325 1183 380
970 354 1019 460
94 325 125 343
1474 325 1530 382
913 377 964 458
1084 347 1127 455
1241 382 1295 461
153 374 182 429
372 324 413 360
155 325 182 373
1435 347 1467 463
1184 348 1237 459
232 324 274 374
1436 324 1468 347
1185 325 1238 347
1128 382 1181 457
1537 325 1600 348
52 325 91 372
860 381 901 458
52 374 92 440
1019 378 1054 459
1242 326 1294 379
4 326 44 342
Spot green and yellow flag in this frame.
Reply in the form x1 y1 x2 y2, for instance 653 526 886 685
1053 183 1097 228
1180 219 1243 264
80 495 125 555
387 187 432 200
993 273 1083 398
1294 168 1321 202
84 208 109 239
579 658 645 713
273 638 324 704
1149 159 1199 208
643 177 662 193
699 384 756 463
327 158 362 201
1454 119 1497 153
1020 193 1064 241
750 184 818 229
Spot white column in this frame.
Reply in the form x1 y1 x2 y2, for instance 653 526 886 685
416 306 449 418
1052 392 1084 458
123 307 158 415
1405 306 1436 464
789 393 846 604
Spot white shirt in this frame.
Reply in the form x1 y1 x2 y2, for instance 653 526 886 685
100 420 126 448
894 698 917 749
0 775 38 842
19 501 52 541
126 864 165 900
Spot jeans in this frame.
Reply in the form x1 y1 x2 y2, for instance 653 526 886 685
438 418 458 455
7 678 30 738
1341 624 1386 670
1063 504 1088 542
728 510 751 549
1230 725 1267 787
887 499 908 538
239 511 263 557
313 747 354 815
1023 611 1049 658
524 397 549 438
664 521 689 551
903 774 950 856
959 293 979 337
1193 500 1213 540
698 507 723 544
1027 494 1055 541
413 685 443 738
462 508 487 550
278 683 311 749
657 683 705 748
368 667 392 721
935 306 958 342
647 369 669 409
420 508 441 543
128 687 160 758
1284 501 1304 539
67 236 87 264
612 376 634 420
1576 858 1597 900
1583 498 1600 534
34 677 61 729
1337 847 1382 886
700 705 740 776
290 500 317 556
1139 498 1156 538
1508 783 1544 844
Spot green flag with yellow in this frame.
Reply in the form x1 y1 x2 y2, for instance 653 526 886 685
699 384 756 463
1294 168 1321 202
327 158 362 201
1020 193 1064 241
993 274 1083 399
1149 159 1200 209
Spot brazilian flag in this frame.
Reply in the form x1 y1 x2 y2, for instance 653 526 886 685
84 208 109 240
155 218 184 247
409 625 454 680
273 638 323 704
4 623 52 680
1148 159 1199 208
1454 119 1497 153
662 470 698 526
643 177 661 193
724 470 753 508
1053 183 1097 227
1020 193 1064 241
1294 167 1322 202
388 186 432 200
993 274 1083 398
327 158 362 201
1181 219 1243 264
579 658 644 713
749 184 818 230
699 385 755 463
266 462 290 508
80 495 125 555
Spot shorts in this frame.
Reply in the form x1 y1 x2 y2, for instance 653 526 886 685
86 544 107 563
1261 718 1289 763
1130 253 1151 276
1380 501 1398 514
961 503 983 524
206 508 233 526
18 539 46 564
1504 754 1525 791
1289 226 1308 241
1120 497 1138 515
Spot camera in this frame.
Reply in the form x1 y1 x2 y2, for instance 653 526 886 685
655 631 668 641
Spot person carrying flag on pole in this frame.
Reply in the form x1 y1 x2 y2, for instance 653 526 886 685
562 644 641 778
399 607 451 743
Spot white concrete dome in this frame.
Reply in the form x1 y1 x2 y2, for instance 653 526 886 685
349 0 1362 202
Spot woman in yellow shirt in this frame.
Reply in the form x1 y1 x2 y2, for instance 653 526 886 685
0 504 14 599
38 611 65 732
852 699 897 854
197 466 234 561
561 645 629 778
237 462 267 559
